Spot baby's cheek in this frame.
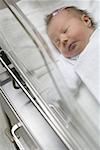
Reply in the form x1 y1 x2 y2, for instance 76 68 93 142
73 26 85 37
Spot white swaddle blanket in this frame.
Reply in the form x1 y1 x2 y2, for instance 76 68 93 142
75 27 100 104
57 55 81 96
57 27 100 104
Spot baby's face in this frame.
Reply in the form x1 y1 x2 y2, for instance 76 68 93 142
47 9 93 58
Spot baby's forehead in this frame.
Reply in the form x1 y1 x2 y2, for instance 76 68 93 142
52 8 81 23
46 7 82 30
50 9 79 24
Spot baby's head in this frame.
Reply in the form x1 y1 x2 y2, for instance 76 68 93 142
46 6 96 58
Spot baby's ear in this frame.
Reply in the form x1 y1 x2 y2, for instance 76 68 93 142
81 14 91 27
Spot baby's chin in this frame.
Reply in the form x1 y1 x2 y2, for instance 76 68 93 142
64 45 85 58
63 50 81 59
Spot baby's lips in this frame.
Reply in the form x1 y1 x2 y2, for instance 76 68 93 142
68 41 77 51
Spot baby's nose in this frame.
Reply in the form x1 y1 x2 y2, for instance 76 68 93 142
63 39 68 46
61 38 68 47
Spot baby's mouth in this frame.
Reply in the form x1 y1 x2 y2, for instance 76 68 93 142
68 42 77 51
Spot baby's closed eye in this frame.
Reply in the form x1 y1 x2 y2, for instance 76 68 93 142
62 26 70 34
63 28 68 33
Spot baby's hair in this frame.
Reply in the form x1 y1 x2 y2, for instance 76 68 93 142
45 6 96 29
